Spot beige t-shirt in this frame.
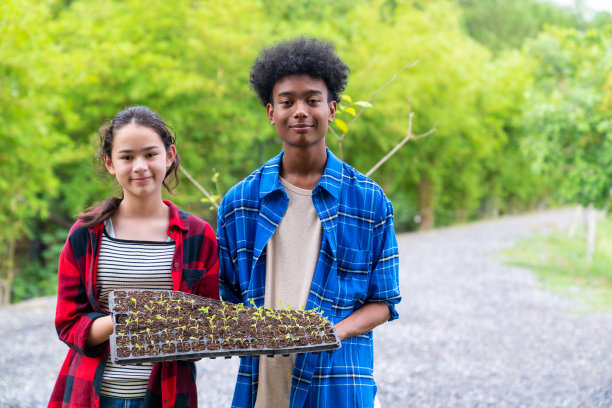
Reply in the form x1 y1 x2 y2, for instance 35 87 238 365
255 177 323 408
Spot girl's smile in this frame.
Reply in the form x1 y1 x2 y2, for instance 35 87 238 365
104 123 176 201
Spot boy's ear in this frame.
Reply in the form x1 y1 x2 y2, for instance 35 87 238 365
266 103 275 125
328 100 337 123
104 154 116 175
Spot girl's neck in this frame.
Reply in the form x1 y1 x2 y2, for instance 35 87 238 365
111 198 170 241
117 197 168 220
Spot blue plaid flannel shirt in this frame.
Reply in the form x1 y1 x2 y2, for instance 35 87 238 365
217 148 401 408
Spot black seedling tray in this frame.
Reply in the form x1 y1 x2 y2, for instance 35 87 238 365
108 289 341 365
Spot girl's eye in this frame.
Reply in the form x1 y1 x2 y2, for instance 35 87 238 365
146 152 157 158
121 155 133 160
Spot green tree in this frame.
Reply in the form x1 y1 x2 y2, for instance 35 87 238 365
0 0 73 304
522 26 612 207
522 26 612 260
331 0 543 229
455 0 609 53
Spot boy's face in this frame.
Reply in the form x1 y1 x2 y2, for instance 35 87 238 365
266 74 337 150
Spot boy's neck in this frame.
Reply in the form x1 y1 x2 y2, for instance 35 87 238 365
280 144 327 190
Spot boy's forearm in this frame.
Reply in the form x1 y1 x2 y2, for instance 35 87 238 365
333 302 391 341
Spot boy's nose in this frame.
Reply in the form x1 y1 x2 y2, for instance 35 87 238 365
293 101 308 117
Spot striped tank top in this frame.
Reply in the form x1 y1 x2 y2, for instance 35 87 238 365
96 218 174 398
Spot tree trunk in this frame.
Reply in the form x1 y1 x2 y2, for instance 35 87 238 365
586 203 596 263
0 238 15 307
567 205 582 238
418 177 435 230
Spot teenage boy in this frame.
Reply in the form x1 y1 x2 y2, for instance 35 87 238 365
217 37 401 408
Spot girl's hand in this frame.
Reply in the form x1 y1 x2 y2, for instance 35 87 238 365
86 315 115 346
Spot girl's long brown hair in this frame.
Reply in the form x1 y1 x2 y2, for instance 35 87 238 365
78 106 180 228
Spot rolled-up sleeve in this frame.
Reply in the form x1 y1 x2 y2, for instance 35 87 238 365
368 199 401 321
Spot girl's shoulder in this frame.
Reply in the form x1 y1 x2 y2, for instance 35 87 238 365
68 217 103 237
165 200 213 235
183 211 213 231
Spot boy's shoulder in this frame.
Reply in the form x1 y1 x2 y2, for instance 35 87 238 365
219 151 392 216
336 158 391 206
219 155 281 211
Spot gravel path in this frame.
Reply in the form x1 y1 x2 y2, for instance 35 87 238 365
1 208 611 407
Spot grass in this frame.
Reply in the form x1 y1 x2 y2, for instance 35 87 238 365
502 216 612 313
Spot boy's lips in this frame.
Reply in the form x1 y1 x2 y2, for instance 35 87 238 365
290 124 313 130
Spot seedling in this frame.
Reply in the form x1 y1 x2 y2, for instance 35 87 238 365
109 289 340 364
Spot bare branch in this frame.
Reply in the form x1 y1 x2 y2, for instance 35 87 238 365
365 113 436 178
346 61 419 132
179 165 219 210
331 61 419 160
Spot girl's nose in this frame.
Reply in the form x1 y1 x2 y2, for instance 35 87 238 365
133 156 147 171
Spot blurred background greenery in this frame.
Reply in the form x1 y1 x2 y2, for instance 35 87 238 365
1 0 611 303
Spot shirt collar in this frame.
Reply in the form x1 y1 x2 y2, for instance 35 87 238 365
164 200 188 231
258 147 343 200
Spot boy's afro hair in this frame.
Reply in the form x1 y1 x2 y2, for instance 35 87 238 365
249 36 349 106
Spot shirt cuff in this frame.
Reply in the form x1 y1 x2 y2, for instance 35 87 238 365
383 300 399 321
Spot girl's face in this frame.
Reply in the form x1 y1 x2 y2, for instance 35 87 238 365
104 123 176 202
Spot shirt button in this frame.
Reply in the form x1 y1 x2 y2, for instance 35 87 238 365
174 263 179 268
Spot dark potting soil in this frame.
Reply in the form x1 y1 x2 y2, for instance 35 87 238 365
109 290 340 364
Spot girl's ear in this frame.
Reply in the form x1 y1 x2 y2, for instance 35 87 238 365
104 154 116 175
166 145 177 169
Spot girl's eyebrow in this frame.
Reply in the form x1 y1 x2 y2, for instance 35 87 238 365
117 146 162 154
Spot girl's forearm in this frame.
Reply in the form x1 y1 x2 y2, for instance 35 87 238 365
86 315 114 346
333 302 391 341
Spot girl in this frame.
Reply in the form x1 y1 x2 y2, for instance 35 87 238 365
48 106 219 408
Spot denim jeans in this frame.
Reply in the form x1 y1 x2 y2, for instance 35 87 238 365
99 395 145 408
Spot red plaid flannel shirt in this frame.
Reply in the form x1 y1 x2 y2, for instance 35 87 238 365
48 200 219 408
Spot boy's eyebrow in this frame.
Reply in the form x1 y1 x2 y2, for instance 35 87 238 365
277 89 324 97
117 146 162 154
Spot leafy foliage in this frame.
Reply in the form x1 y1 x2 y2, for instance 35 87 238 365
2 0 610 301
522 26 612 208
456 0 612 52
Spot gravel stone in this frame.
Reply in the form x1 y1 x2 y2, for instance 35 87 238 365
1 209 611 407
